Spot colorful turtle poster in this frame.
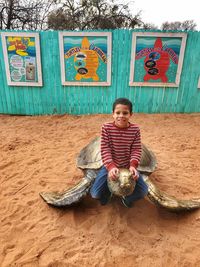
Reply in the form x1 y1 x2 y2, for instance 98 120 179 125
1 32 43 86
59 32 112 86
129 32 187 87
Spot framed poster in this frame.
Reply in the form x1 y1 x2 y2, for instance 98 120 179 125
59 32 112 86
198 76 200 88
129 32 187 87
1 32 43 86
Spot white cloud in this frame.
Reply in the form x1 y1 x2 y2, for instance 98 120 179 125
128 0 200 29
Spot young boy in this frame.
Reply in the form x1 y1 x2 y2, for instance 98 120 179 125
90 98 148 207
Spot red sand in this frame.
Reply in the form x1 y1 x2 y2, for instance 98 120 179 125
0 113 200 267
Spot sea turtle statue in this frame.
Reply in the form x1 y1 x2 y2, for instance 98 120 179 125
40 137 200 212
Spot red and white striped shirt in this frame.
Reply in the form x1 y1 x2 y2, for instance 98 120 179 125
101 122 142 171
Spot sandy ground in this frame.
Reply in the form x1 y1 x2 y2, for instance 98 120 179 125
0 113 200 267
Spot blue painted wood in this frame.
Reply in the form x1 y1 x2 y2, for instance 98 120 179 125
0 29 200 115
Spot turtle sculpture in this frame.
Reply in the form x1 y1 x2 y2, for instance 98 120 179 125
40 137 200 212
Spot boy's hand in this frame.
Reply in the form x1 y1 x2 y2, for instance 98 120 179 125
129 166 139 181
108 167 119 181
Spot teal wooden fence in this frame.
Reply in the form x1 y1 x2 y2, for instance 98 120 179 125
0 29 200 115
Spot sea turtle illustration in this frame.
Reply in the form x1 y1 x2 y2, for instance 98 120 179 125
65 37 107 81
136 37 179 82
40 137 200 212
7 37 34 57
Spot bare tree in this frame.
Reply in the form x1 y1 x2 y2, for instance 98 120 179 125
47 0 143 30
142 22 159 30
0 0 57 30
161 20 197 31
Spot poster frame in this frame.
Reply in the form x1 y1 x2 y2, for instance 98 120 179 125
1 32 43 86
129 32 187 87
59 31 112 86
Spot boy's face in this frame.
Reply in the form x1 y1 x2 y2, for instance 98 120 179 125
112 104 132 128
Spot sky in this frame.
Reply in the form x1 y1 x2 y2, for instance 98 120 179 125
127 0 200 30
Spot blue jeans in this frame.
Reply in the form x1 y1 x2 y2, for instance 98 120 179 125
90 166 148 204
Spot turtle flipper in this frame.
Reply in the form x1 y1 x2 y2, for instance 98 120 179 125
40 170 97 207
143 175 200 212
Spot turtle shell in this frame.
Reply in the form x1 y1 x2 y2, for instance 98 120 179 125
76 137 156 174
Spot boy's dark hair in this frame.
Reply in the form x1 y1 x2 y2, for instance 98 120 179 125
112 98 133 113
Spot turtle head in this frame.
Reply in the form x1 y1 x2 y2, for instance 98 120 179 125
118 168 135 196
107 168 136 197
